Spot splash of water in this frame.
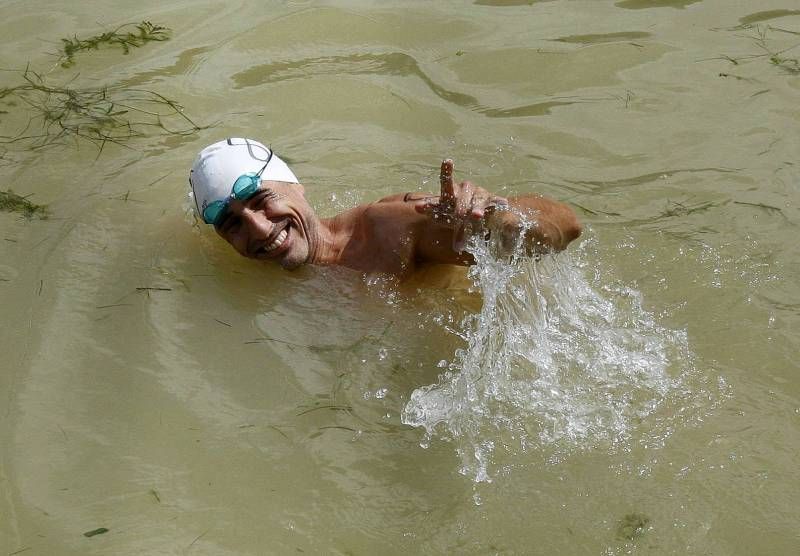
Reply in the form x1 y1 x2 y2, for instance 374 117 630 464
401 221 702 482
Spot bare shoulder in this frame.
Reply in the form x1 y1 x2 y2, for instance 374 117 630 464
345 197 428 277
362 196 426 230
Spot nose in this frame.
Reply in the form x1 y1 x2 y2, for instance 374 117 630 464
240 207 273 237
225 201 275 256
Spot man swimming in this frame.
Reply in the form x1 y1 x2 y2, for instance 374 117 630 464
189 138 581 278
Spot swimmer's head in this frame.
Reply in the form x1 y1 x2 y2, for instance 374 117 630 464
189 138 299 225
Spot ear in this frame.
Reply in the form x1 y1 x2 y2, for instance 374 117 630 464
296 182 306 196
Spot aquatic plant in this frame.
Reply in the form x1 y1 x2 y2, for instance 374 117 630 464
708 24 800 74
768 52 799 73
59 21 171 68
0 67 204 154
617 513 650 540
0 189 47 218
753 25 799 74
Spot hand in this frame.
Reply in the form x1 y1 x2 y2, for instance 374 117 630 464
415 159 508 221
413 159 509 251
486 209 530 257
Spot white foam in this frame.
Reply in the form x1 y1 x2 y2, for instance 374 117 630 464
402 215 706 482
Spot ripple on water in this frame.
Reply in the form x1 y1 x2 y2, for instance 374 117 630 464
615 0 703 10
738 9 800 25
551 32 652 45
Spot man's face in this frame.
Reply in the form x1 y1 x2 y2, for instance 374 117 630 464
214 181 317 270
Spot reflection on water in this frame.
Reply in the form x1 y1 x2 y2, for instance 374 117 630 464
403 227 722 482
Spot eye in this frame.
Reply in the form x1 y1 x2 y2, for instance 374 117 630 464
220 213 241 235
245 189 279 210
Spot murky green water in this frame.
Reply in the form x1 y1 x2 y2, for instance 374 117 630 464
1 1 798 554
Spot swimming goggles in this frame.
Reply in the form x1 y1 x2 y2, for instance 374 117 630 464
203 148 274 226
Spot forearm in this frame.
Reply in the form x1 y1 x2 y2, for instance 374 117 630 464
414 194 580 265
409 158 581 264
504 195 582 252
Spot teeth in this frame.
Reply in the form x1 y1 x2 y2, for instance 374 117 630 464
265 229 287 253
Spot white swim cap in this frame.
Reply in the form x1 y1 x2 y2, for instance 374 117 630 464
189 138 299 220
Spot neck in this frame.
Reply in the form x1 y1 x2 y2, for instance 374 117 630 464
310 208 366 268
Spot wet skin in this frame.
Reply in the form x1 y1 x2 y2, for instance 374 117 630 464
216 159 582 278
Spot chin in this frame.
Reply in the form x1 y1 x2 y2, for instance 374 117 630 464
279 248 309 270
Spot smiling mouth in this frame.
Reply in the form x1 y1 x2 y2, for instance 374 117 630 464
265 227 288 253
256 220 291 258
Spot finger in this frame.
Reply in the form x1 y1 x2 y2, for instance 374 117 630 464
453 222 467 252
469 188 491 219
454 180 474 220
480 196 509 217
440 159 455 204
468 191 508 219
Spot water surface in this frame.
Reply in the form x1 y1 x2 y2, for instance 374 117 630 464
1 0 799 554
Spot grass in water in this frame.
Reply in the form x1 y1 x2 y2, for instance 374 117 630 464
617 513 650 541
0 67 205 154
705 25 800 74
60 21 170 68
752 25 799 74
0 189 47 218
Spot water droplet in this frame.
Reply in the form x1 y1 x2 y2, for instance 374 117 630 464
400 224 705 482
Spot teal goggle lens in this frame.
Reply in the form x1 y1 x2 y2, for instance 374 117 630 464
202 173 261 226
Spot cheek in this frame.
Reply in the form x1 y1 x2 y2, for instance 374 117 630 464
218 230 244 254
233 236 249 255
